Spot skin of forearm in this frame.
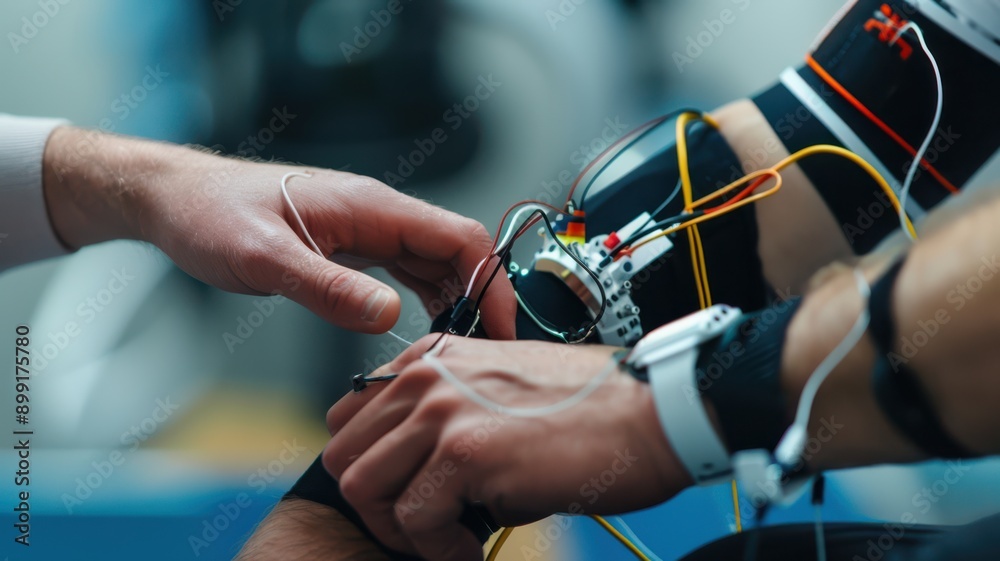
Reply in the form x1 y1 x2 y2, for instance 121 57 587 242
714 100 856 294
235 498 390 561
780 192 1000 471
42 126 212 249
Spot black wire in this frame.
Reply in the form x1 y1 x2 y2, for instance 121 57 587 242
610 210 705 257
472 213 536 313
537 210 607 340
577 108 701 211
473 209 607 342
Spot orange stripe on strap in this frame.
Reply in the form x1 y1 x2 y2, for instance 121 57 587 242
805 54 959 194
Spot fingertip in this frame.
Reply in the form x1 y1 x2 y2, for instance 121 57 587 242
480 276 518 340
320 440 339 479
359 285 402 333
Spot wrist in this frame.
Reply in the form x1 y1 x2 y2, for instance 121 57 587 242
42 126 198 249
236 498 389 561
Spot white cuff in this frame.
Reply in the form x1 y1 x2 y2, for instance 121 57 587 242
0 114 72 272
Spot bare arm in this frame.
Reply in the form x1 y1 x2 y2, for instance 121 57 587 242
235 498 390 561
783 192 1000 470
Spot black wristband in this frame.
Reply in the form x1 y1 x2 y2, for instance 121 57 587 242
284 455 499 558
283 456 423 561
867 259 975 459
697 297 803 453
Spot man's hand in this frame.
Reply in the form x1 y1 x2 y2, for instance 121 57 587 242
323 336 688 561
41 126 515 336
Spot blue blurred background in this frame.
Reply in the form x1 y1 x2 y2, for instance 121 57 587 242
3 1 999 559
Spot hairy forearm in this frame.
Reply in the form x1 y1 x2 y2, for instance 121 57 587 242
236 498 390 561
781 192 1000 470
41 126 209 249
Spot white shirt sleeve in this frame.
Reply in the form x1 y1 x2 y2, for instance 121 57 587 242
0 114 73 272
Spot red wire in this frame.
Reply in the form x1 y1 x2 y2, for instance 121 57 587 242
705 176 770 213
488 200 566 255
564 114 672 206
805 54 959 195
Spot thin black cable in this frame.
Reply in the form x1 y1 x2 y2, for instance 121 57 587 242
537 210 607 340
472 213 539 313
577 108 701 211
474 210 607 342
610 210 704 257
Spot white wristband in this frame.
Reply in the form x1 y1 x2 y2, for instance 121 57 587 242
631 305 740 485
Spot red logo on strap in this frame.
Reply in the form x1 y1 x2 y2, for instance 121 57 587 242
864 4 913 60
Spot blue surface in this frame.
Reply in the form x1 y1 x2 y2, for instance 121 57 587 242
571 479 871 561
2 492 282 560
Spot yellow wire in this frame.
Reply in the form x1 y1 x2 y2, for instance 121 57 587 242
630 141 917 533
631 143 917 254
770 144 918 238
676 112 713 309
675 111 743 533
590 515 652 561
485 527 514 561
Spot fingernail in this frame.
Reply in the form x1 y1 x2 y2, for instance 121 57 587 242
362 288 390 323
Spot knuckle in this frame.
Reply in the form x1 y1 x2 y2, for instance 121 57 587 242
415 389 465 422
392 361 439 392
313 267 357 315
338 466 371 506
462 219 493 247
345 174 390 196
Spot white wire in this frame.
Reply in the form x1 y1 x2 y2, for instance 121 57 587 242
386 330 413 347
609 516 665 561
280 171 411 345
421 334 617 418
792 269 871 430
464 203 553 299
890 22 943 242
814 504 827 561
280 172 324 256
777 269 871 465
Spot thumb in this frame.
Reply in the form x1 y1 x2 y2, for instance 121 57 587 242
272 241 402 333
